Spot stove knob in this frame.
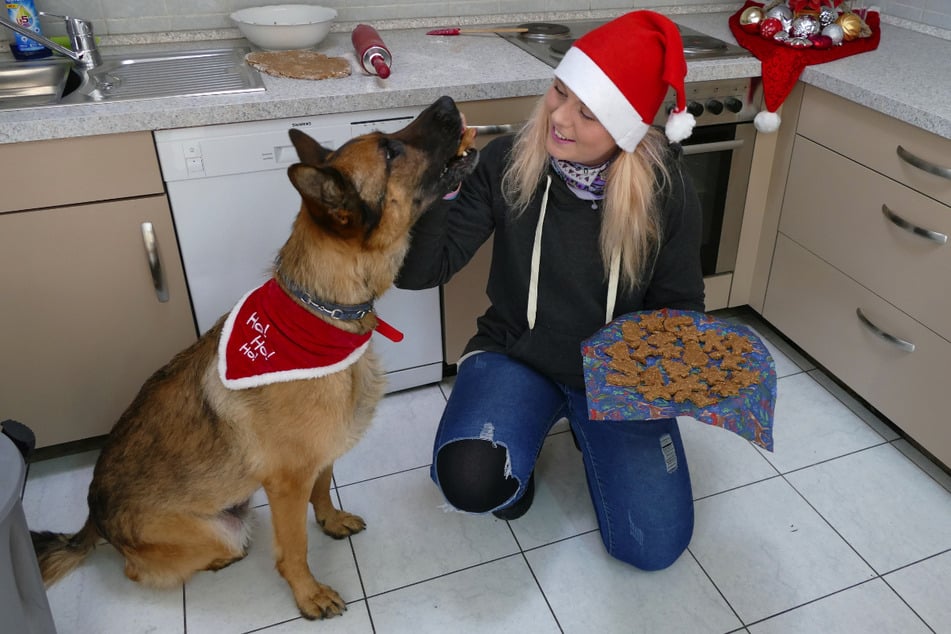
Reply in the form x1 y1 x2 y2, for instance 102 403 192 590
705 99 724 115
724 96 744 113
687 101 704 117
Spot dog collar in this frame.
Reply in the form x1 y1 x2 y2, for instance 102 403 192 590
278 272 375 321
218 279 400 390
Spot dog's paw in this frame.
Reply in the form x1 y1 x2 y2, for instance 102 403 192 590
297 583 347 620
318 510 366 539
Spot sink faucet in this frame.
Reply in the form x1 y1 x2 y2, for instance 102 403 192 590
0 12 101 68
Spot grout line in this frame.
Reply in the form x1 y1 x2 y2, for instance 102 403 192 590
685 547 748 629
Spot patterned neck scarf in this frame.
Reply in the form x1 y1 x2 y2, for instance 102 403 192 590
550 156 612 201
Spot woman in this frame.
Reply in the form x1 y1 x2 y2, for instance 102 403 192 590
396 11 704 571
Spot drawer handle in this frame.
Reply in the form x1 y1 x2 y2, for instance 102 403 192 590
896 145 951 180
856 308 915 352
141 222 169 303
881 204 948 244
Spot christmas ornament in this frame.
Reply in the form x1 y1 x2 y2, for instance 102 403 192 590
821 23 844 45
808 34 834 49
740 5 765 32
760 17 784 39
837 12 863 41
786 36 813 47
818 6 838 27
766 5 793 31
773 30 791 43
790 15 820 38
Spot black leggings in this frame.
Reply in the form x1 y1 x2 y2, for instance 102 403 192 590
435 439 519 513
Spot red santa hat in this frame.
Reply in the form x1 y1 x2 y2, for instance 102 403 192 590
553 11 695 151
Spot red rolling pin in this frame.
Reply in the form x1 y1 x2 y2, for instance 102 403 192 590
352 24 392 78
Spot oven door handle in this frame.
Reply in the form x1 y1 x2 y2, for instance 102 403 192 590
681 139 745 155
469 124 521 136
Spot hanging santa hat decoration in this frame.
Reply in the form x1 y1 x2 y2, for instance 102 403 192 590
553 11 695 151
728 1 881 133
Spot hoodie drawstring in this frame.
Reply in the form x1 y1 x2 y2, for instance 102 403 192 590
526 175 620 330
527 175 552 330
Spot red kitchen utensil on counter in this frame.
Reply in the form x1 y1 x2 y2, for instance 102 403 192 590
426 27 529 36
352 24 392 78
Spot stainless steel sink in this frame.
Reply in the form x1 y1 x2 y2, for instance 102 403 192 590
0 58 73 108
0 47 264 110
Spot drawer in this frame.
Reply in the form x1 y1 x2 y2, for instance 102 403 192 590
797 86 951 207
0 132 164 213
764 234 951 467
780 136 951 340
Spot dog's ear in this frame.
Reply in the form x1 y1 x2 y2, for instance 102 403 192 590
288 164 378 238
289 128 332 166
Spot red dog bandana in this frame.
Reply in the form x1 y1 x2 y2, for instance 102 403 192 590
218 279 398 390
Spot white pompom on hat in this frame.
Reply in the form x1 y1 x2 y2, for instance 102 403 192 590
553 10 695 152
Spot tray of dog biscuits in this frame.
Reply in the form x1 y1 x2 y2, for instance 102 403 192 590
582 309 776 451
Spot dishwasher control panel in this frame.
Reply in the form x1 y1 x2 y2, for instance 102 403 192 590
155 106 422 182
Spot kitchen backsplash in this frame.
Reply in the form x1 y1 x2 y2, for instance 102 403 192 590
9 0 951 37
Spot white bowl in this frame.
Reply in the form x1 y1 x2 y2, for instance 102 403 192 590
230 5 336 51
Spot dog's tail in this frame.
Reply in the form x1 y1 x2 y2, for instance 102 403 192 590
31 517 100 586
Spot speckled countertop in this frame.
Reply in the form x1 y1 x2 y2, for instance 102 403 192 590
0 11 948 144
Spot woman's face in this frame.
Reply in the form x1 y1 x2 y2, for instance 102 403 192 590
544 79 618 166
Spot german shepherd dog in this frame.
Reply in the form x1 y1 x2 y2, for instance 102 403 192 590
30 96 478 620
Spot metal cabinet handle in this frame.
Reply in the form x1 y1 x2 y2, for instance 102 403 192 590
469 124 520 136
141 222 169 303
896 145 951 180
881 204 948 244
855 308 915 352
681 139 745 155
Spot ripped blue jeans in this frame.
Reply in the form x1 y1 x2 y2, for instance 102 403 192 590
432 351 694 570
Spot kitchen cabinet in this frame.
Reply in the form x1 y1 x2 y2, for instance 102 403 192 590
0 133 197 448
442 95 539 365
763 86 951 467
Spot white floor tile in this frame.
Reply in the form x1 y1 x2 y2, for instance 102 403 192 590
254 601 374 633
892 439 951 493
44 546 184 634
22 449 98 533
758 373 886 473
185 504 364 634
526 531 741 634
885 551 951 633
368 555 560 633
690 477 875 623
807 369 899 442
338 466 519 596
507 432 598 550
333 384 445 486
748 579 931 634
786 444 951 573
679 416 779 499
723 312 812 376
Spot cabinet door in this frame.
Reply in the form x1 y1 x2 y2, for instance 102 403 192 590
442 97 538 365
0 197 197 447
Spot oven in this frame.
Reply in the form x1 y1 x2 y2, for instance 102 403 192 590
495 20 760 301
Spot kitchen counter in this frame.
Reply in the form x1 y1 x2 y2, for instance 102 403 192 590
0 11 948 143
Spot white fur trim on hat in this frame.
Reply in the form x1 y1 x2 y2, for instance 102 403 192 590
665 109 696 143
554 47 651 152
754 110 781 133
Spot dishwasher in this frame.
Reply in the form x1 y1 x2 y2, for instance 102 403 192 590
153 106 443 393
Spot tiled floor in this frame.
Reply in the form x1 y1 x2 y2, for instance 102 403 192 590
20 311 951 633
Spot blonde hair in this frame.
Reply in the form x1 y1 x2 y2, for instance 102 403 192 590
501 96 671 291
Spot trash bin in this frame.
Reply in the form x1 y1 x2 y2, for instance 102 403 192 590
0 421 57 634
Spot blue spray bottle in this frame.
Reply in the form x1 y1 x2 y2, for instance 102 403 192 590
6 0 52 59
